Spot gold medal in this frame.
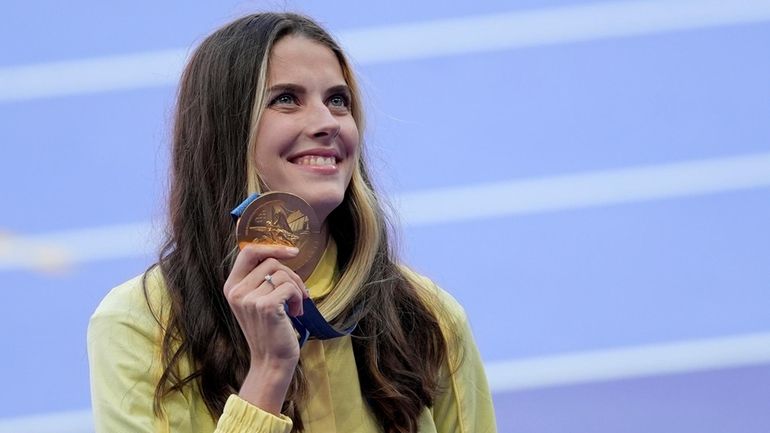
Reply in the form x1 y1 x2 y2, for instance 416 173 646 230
235 192 324 280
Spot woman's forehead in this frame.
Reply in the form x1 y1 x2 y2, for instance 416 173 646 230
267 36 347 84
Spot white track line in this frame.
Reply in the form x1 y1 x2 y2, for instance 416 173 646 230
0 222 156 273
1 331 768 432
1 152 769 272
341 0 770 64
485 331 770 393
395 151 770 226
2 0 770 102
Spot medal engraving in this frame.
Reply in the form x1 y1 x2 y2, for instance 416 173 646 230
235 192 323 280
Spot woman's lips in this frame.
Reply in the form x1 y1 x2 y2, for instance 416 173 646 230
290 155 339 174
291 155 337 167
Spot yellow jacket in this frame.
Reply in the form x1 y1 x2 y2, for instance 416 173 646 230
88 242 497 432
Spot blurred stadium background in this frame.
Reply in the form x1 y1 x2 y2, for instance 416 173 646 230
1 0 769 431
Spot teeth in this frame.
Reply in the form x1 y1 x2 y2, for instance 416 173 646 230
296 155 336 166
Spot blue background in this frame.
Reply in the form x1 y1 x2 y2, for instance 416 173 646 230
1 1 769 431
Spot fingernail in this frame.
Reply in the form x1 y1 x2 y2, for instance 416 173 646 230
287 247 299 254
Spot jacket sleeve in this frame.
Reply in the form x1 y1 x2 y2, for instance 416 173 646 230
429 287 498 433
87 274 294 433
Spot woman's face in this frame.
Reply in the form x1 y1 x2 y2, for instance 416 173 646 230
254 35 360 225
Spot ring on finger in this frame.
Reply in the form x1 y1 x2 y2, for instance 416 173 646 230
264 273 275 287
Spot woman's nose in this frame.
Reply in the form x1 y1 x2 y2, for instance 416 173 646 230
307 102 340 140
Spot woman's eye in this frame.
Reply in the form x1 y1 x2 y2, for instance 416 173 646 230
328 94 350 109
271 93 297 105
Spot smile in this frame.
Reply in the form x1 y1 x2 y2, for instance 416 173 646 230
292 155 337 167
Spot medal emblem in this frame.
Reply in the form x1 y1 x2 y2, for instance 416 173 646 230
235 192 324 280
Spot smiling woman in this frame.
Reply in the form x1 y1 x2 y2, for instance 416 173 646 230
87 12 496 433
254 35 359 224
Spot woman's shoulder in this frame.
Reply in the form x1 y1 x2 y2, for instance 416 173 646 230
399 265 468 327
399 265 478 373
90 265 169 333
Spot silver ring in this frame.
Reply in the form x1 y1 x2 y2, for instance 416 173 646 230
264 274 274 286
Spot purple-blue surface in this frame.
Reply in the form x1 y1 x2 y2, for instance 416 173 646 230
494 364 770 433
1 1 769 431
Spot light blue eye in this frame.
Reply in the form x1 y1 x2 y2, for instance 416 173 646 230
329 95 349 108
275 94 295 104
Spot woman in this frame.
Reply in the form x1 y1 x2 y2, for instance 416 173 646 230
88 12 496 433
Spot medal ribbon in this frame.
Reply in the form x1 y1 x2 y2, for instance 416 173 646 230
231 193 356 347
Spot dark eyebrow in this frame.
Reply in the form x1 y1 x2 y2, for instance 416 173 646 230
267 83 351 98
267 83 305 94
326 84 351 96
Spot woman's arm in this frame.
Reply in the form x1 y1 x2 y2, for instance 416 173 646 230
423 282 498 433
87 274 187 432
87 272 296 433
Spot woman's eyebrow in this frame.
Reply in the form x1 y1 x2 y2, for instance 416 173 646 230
267 83 305 94
326 84 351 96
267 83 350 96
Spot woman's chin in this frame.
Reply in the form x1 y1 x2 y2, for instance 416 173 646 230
305 195 345 223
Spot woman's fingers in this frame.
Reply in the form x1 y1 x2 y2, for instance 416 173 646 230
228 262 306 313
224 244 298 295
255 269 305 317
237 283 302 361
241 259 305 296
240 280 303 322
279 280 306 318
224 244 307 318
221 243 309 364
259 258 307 298
261 279 305 318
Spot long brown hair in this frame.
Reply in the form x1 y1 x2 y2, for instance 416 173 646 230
148 13 452 433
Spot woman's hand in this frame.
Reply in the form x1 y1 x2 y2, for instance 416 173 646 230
223 243 308 414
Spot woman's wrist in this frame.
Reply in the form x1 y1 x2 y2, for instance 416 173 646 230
238 358 297 415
